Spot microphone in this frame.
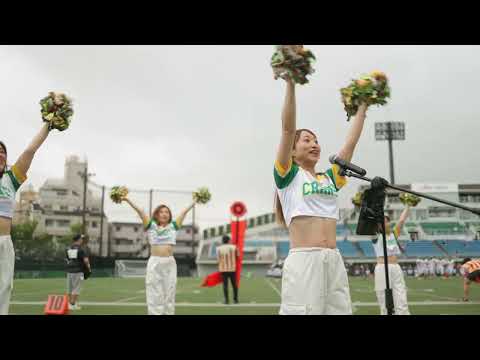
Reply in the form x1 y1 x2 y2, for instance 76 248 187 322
329 155 367 176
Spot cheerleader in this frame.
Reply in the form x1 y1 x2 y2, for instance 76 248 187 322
274 78 368 315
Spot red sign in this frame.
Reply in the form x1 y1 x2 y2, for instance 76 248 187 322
230 201 247 218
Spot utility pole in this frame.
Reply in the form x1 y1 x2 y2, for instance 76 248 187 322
78 162 95 245
99 185 105 257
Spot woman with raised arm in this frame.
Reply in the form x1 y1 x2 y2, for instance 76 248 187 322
122 196 197 315
0 123 51 315
274 78 368 315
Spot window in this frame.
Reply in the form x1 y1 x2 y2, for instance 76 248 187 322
91 222 98 228
60 205 68 211
257 216 263 226
249 218 255 228
45 219 54 227
428 207 456 218
133 227 138 232
116 226 121 232
209 228 216 237
264 214 270 224
218 226 224 235
57 220 70 227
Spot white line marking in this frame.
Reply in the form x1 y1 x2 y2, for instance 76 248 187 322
265 278 281 297
114 295 145 303
10 301 480 307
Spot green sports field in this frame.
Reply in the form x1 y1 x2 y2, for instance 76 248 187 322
9 276 480 315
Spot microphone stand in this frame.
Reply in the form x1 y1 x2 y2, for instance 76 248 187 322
338 167 480 316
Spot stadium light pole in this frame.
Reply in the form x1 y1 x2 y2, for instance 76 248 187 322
375 122 405 185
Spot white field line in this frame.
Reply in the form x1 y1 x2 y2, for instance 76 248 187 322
10 301 480 307
264 278 281 298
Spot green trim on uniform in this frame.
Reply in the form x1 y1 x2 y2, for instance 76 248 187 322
274 163 299 190
145 219 154 231
325 168 338 191
172 221 179 231
6 170 20 192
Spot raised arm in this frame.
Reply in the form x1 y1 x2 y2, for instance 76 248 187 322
395 205 411 235
276 80 297 172
175 201 196 228
337 103 368 162
124 197 150 228
14 123 50 176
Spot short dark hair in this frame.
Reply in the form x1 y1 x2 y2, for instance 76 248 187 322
462 258 472 265
384 215 391 222
73 234 84 242
222 235 230 244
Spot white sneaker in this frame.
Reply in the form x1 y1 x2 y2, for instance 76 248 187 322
69 304 82 310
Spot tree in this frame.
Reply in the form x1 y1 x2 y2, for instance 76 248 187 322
11 221 56 260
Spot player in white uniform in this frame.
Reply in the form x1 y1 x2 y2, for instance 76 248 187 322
447 258 455 277
0 123 53 315
373 205 411 315
122 196 197 315
436 258 445 277
428 258 436 278
274 77 368 315
415 258 423 278
422 258 429 278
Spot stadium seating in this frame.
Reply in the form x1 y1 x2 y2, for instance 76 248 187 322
337 241 361 258
421 222 467 236
437 240 480 257
357 241 376 257
276 241 290 259
403 241 444 257
336 224 348 236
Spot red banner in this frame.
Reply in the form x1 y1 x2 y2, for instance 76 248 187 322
231 219 247 287
201 218 247 288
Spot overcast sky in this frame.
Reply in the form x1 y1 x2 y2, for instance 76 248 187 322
2 45 480 228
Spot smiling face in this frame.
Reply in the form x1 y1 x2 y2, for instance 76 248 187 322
292 129 320 168
153 205 173 227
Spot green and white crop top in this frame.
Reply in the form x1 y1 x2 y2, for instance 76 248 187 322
0 165 26 219
372 226 402 257
274 160 347 227
145 219 179 246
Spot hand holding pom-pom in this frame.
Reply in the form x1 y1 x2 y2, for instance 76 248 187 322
399 192 421 207
340 71 391 121
193 187 211 205
40 92 74 131
110 186 129 204
271 45 316 85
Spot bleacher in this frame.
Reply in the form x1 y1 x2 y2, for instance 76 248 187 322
276 241 290 259
437 240 480 257
357 241 376 257
421 222 467 236
403 241 444 257
336 224 348 236
337 241 361 258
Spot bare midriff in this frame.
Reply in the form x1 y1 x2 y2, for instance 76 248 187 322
289 216 338 250
150 244 174 257
376 256 398 264
0 217 11 236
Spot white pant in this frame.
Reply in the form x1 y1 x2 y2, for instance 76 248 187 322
375 264 410 315
280 248 352 315
146 256 177 315
0 236 14 315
